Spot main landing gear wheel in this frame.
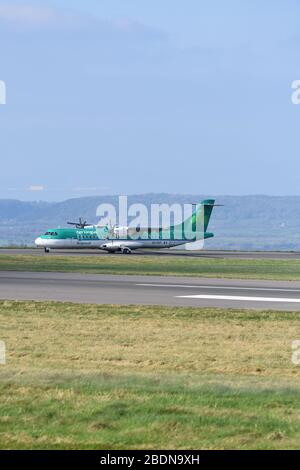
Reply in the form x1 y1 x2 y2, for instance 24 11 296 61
121 247 132 254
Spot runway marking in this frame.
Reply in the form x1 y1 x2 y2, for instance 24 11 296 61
136 283 300 293
176 294 300 303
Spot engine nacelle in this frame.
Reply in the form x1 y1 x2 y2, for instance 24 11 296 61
100 241 121 252
100 240 143 252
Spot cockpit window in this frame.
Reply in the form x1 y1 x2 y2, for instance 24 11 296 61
45 231 58 236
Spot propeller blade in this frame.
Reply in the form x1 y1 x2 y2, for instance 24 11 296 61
67 218 93 228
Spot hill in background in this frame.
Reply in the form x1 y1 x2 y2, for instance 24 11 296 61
0 194 299 251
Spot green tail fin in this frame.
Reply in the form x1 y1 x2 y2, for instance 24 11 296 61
201 199 215 232
185 199 215 233
173 199 215 240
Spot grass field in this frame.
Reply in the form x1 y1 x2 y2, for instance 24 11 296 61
1 300 300 449
1 253 300 280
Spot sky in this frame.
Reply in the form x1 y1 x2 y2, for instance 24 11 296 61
0 0 300 200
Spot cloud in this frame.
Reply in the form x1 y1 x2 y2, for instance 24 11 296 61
8 186 109 194
0 3 95 33
0 3 168 43
8 185 45 192
0 4 56 25
72 187 109 192
27 185 44 191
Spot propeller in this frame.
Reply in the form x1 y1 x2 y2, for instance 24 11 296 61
67 218 92 229
96 221 128 239
96 220 116 238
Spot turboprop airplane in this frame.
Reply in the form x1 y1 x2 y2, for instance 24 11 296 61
35 199 216 254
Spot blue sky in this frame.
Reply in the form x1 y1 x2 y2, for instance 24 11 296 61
0 0 299 200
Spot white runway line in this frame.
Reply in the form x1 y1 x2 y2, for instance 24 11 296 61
176 294 300 303
136 283 300 293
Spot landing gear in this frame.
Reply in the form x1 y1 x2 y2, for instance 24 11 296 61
44 247 50 253
121 247 132 254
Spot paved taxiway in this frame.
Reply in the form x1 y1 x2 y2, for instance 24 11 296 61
1 271 300 310
1 248 300 259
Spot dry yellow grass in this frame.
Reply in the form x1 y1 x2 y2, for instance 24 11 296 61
1 300 300 449
1 300 300 380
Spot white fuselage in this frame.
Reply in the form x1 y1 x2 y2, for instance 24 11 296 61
35 237 188 251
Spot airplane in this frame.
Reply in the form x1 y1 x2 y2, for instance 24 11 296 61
35 199 217 254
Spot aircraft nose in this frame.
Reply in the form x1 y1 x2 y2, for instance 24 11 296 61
35 237 43 247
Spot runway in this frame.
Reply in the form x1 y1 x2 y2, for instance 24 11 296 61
1 248 300 259
1 271 300 310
